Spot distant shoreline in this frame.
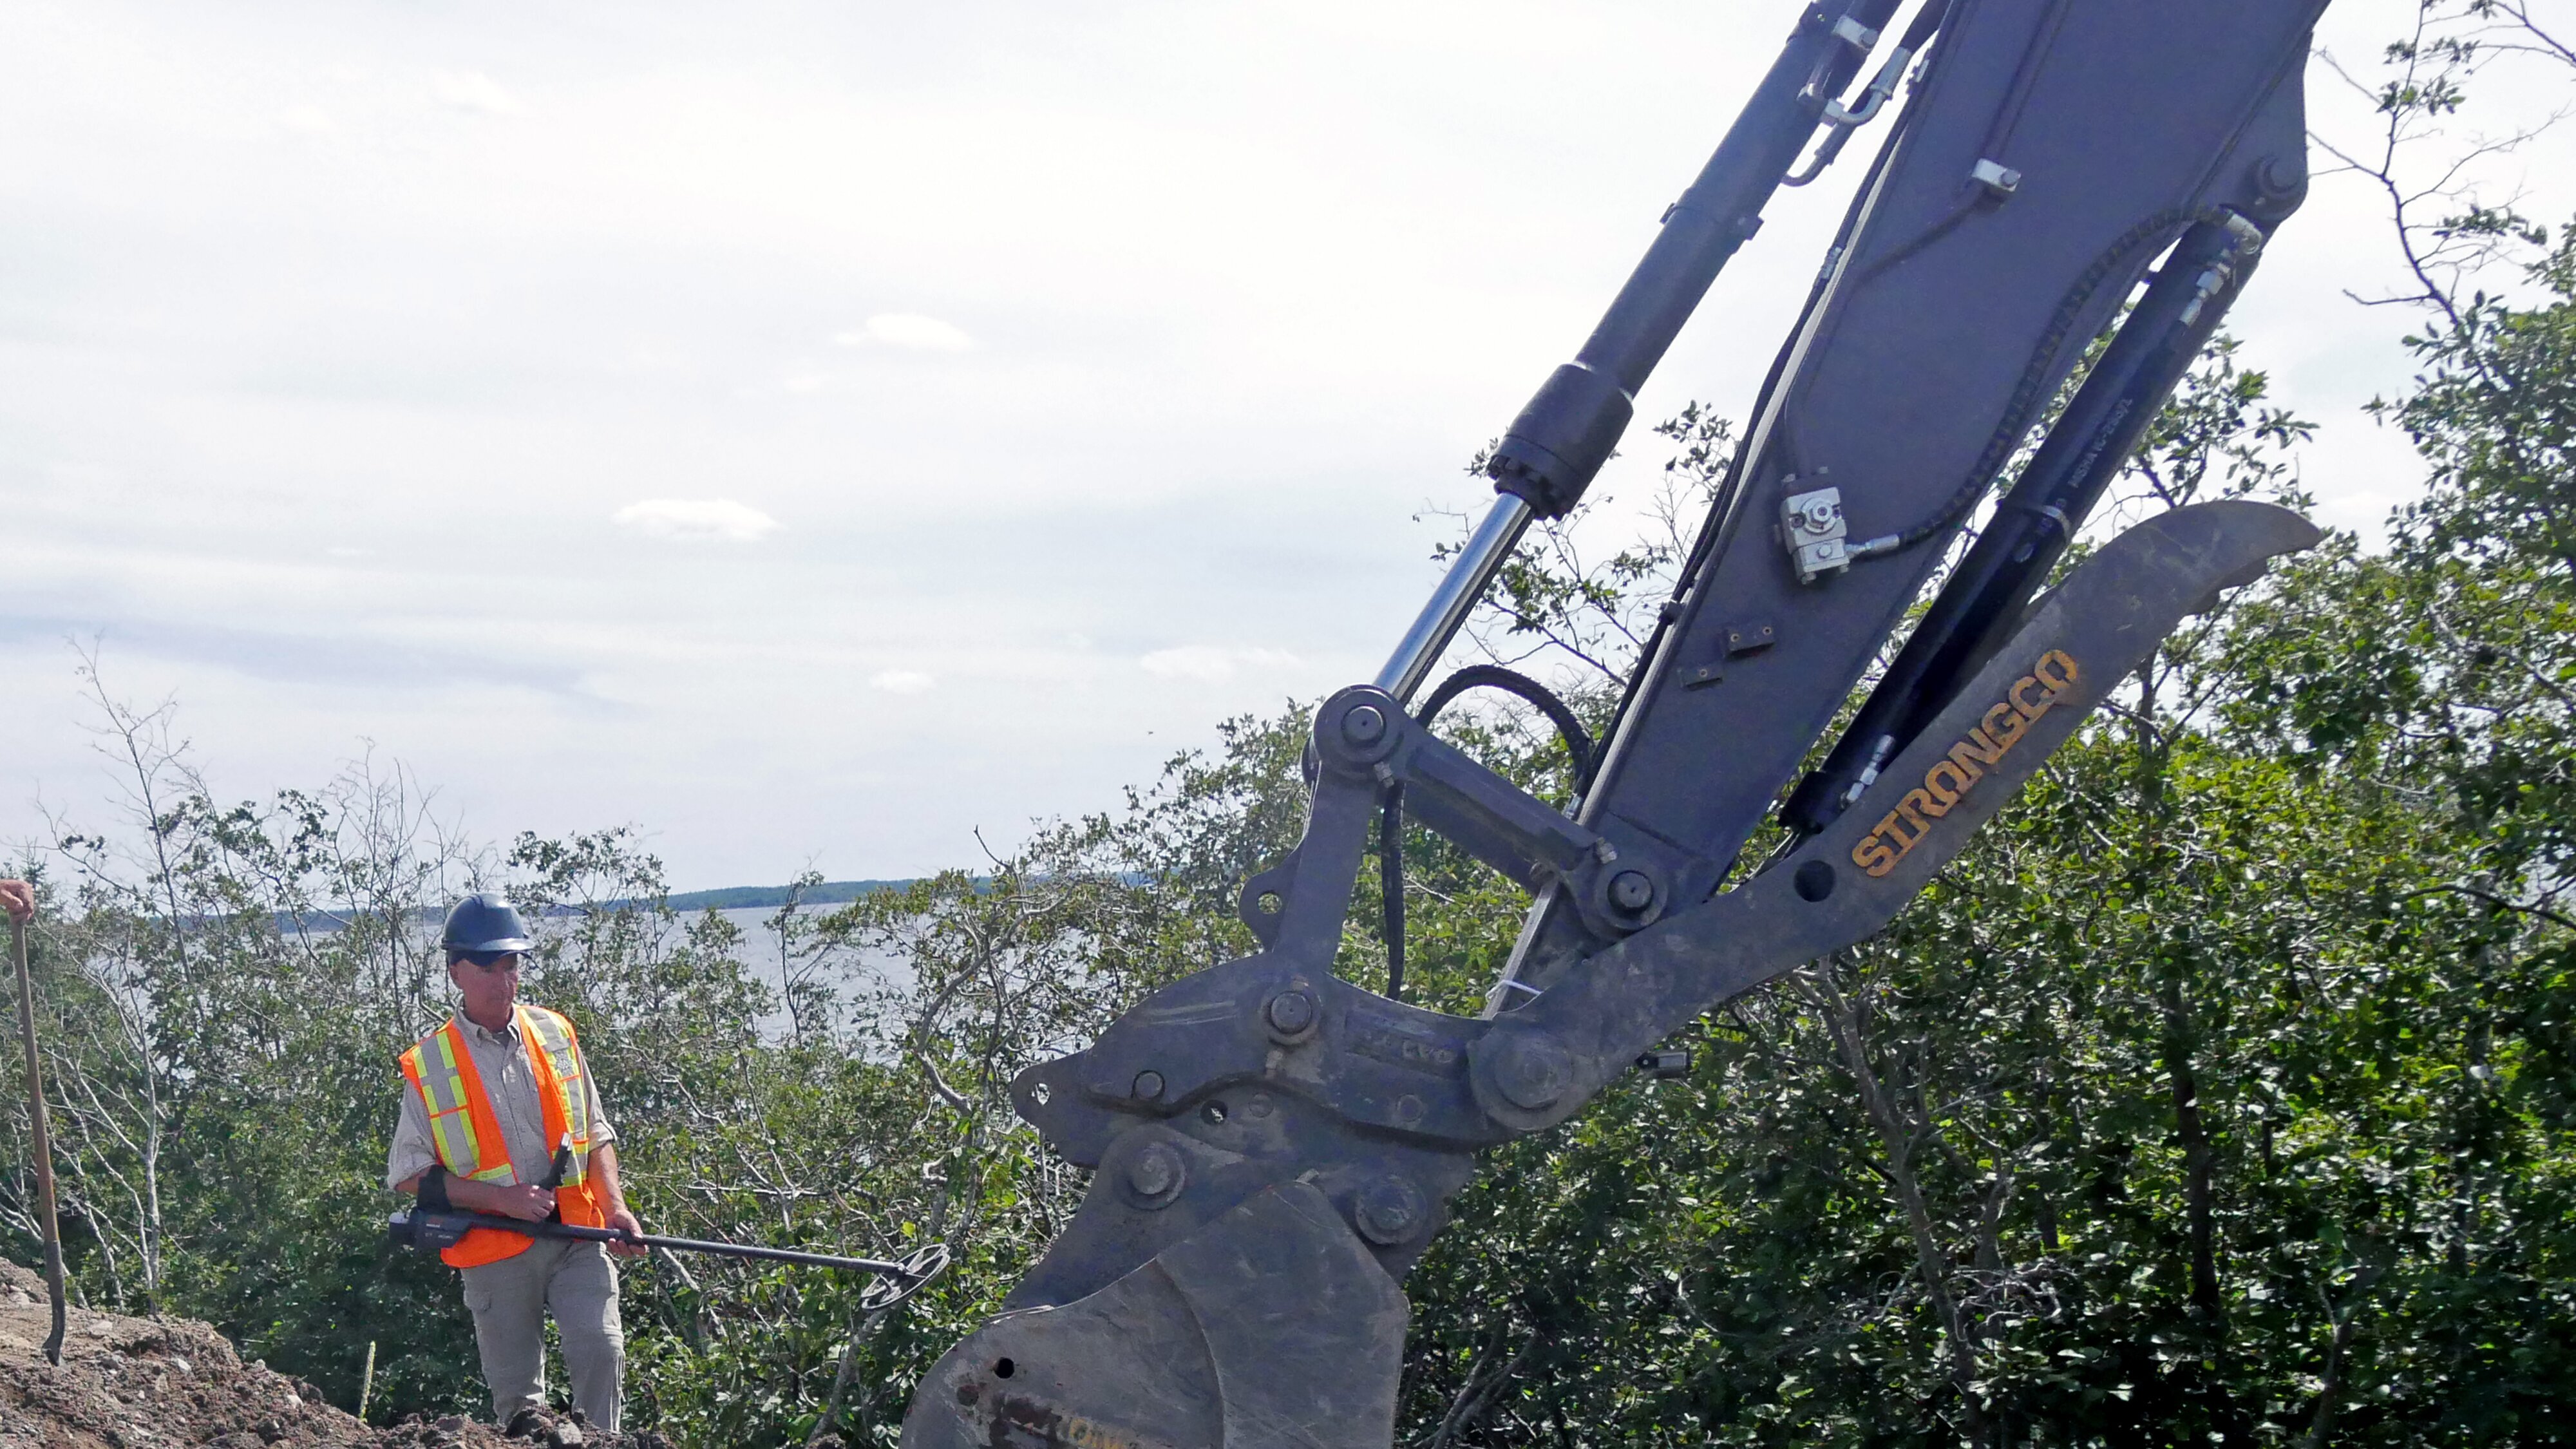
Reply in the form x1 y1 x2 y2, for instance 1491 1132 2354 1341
663 880 915 911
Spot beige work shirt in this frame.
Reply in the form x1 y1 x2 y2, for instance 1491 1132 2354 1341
385 1007 616 1191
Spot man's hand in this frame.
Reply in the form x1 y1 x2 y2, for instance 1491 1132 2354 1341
486 1184 558 1222
0 880 34 927
605 1205 648 1258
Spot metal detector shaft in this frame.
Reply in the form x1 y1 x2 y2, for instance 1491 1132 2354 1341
622 1227 908 1274
391 1208 912 1274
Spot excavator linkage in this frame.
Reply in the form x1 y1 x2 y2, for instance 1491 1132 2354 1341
904 0 2333 1441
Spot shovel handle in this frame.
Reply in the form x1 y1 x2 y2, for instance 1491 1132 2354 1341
12 916 68 1365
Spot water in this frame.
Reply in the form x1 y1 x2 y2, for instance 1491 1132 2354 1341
698 905 916 1042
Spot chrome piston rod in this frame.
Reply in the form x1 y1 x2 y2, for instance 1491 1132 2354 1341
1372 495 1533 705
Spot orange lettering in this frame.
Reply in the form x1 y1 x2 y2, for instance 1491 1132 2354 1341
2034 649 2080 694
1873 808 1921 851
1852 834 1898 876
1952 728 2005 768
2010 675 2052 721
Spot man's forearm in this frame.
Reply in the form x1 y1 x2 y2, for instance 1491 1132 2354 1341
589 1141 645 1255
413 1173 518 1215
391 1170 546 1218
588 1141 627 1216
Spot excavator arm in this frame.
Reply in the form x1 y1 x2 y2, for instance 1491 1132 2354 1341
904 2 2331 1443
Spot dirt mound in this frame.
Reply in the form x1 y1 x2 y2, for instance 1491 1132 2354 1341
0 1260 652 1449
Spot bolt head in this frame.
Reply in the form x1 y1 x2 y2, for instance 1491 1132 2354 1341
1608 869 1654 912
1265 989 1318 1037
1126 1142 1184 1202
1131 1070 1165 1101
1492 1034 1573 1112
1341 705 1387 745
1354 1175 1426 1245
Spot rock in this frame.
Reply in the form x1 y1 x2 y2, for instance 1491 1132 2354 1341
543 1422 583 1448
505 1406 549 1439
435 1414 468 1433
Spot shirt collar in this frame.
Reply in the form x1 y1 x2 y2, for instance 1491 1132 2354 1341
457 1008 520 1048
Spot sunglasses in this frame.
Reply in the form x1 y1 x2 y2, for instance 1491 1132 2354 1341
459 950 526 970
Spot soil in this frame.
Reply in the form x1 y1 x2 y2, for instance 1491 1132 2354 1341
0 1260 662 1449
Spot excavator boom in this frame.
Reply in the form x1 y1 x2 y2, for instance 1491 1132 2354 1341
904 2 2332 1443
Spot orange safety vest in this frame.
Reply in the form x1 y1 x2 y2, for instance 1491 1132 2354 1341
399 1003 605 1268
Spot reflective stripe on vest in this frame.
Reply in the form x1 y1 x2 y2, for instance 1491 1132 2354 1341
520 1007 591 1184
400 1023 513 1184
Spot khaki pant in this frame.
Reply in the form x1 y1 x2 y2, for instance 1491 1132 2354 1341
459 1237 624 1432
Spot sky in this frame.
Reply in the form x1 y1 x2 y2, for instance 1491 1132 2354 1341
1 0 2568 892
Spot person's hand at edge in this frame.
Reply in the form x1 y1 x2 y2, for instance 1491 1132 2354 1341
605 1204 647 1258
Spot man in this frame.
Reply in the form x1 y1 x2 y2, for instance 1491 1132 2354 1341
388 892 646 1432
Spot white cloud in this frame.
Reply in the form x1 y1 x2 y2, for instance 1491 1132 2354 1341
278 104 335 136
612 498 779 543
431 70 522 116
834 314 974 353
1139 645 1299 683
870 670 936 695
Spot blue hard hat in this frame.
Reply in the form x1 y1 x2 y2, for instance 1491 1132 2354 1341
442 892 534 954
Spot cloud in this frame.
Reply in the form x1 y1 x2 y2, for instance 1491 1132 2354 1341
431 70 522 116
1139 645 1299 683
870 670 936 695
278 104 336 136
0 614 580 695
612 498 779 543
833 314 974 353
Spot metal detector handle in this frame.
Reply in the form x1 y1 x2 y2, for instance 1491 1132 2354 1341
540 1133 574 1189
539 1132 574 1223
